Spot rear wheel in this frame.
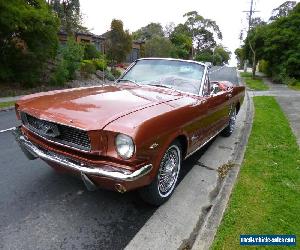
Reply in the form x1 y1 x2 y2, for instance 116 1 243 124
139 141 182 206
221 107 236 137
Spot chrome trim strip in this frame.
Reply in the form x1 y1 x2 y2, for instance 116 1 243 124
13 127 152 182
185 125 227 159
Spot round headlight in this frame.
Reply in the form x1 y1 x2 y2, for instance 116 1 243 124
115 134 135 159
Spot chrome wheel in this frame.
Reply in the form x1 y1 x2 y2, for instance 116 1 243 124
229 108 236 133
157 145 181 197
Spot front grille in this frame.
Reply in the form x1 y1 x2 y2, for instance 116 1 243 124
21 113 91 151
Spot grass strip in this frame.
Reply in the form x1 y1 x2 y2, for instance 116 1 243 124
243 77 269 91
0 101 15 109
288 83 300 91
212 96 300 250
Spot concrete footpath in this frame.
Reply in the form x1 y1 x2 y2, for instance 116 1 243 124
249 78 300 147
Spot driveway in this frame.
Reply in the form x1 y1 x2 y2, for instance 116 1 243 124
0 66 244 250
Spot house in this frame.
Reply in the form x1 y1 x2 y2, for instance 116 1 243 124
58 29 144 63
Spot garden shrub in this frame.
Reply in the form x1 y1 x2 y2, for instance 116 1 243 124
258 60 271 76
61 37 84 80
50 58 68 86
105 70 115 81
80 60 96 78
92 58 107 71
111 68 122 78
83 43 102 59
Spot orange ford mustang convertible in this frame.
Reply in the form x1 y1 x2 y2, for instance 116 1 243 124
13 58 245 205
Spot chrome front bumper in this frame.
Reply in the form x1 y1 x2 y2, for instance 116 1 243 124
13 127 152 182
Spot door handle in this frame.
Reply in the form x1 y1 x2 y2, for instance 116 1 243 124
226 93 232 98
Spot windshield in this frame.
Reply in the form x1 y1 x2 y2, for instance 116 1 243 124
118 59 205 95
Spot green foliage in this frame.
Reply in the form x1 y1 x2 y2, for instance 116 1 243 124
111 68 122 78
242 2 300 81
194 50 213 63
61 37 84 79
213 46 231 65
0 0 59 85
235 48 245 69
80 60 96 78
288 81 300 90
92 58 107 71
106 19 132 64
144 36 176 57
258 59 270 75
183 11 222 51
133 23 164 40
105 70 115 81
170 32 192 59
269 1 297 21
48 0 84 35
83 43 101 60
50 57 68 85
195 46 230 65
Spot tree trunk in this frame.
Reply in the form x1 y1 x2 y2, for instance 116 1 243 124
248 40 256 78
252 52 256 78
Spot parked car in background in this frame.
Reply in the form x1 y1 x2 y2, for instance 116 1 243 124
14 58 245 205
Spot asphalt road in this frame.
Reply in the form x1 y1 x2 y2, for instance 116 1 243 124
209 66 239 84
0 66 238 250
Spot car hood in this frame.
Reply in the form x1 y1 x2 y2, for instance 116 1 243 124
17 84 184 130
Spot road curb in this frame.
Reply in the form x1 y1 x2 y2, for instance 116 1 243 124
191 90 254 250
0 106 15 112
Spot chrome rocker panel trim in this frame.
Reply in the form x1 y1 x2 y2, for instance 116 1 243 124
13 127 152 182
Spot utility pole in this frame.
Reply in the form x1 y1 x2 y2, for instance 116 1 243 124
242 0 260 72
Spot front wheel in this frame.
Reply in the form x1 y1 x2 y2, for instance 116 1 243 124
139 141 182 206
221 107 236 137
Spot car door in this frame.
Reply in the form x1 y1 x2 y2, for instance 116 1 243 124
205 80 232 136
186 74 231 155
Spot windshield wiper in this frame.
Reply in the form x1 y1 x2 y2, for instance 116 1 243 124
118 79 140 86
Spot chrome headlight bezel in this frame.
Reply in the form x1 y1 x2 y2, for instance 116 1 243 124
115 133 135 159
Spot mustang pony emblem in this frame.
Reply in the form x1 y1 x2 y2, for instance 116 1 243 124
42 124 60 138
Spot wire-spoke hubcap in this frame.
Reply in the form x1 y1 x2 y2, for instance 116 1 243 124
229 109 236 133
158 145 181 197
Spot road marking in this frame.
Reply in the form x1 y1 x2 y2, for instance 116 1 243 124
0 127 16 133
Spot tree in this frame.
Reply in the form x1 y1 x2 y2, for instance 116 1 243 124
170 32 192 59
244 24 266 77
269 1 297 21
183 11 222 56
164 22 175 38
213 46 231 65
195 45 231 65
133 23 164 40
48 0 85 34
243 2 300 80
170 25 192 59
262 3 300 80
243 16 267 77
235 48 245 69
144 36 175 57
194 50 213 63
106 19 132 64
0 0 59 84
